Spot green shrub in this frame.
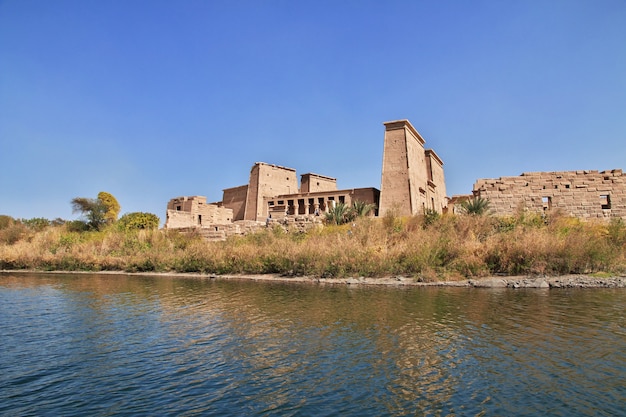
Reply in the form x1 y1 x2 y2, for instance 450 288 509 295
118 212 160 231
21 217 51 231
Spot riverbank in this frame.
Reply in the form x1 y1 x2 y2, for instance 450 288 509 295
2 213 625 280
2 269 625 288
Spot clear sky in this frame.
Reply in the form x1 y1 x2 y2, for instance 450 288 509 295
1 0 625 223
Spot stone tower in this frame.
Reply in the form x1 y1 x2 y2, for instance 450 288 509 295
243 162 298 221
379 120 447 216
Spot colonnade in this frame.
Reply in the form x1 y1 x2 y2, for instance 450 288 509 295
269 195 349 216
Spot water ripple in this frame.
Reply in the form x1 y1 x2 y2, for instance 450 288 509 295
0 274 624 416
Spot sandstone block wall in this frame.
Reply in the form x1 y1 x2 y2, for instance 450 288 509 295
379 120 447 216
244 163 298 221
473 169 625 219
222 184 248 221
165 196 233 229
301 173 337 193
425 149 447 213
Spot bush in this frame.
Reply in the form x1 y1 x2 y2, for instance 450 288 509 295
0 215 16 230
0 216 28 244
118 212 160 231
1 207 625 278
21 217 51 231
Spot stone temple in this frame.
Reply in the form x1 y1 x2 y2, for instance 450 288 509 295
165 118 624 239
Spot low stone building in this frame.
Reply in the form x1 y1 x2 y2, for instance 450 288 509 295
469 169 625 219
164 164 379 238
165 196 233 228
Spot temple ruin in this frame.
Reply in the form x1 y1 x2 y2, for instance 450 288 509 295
466 169 625 219
164 119 444 237
164 118 624 239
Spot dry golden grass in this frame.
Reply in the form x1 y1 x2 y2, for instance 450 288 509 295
1 212 625 280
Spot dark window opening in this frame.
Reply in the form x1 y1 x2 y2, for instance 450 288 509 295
198 215 202 225
339 196 345 204
600 195 611 210
542 196 552 211
176 205 181 211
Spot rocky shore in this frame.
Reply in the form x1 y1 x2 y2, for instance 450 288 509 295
305 274 626 288
4 270 624 288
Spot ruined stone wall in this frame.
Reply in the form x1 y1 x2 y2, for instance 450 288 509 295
164 210 196 229
222 185 248 221
164 196 233 229
205 204 233 224
300 173 337 193
166 196 196 213
244 163 298 221
473 169 625 219
379 120 447 216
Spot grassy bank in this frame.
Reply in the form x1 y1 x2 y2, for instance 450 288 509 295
1 211 625 280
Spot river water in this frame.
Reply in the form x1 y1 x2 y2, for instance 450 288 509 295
0 273 624 416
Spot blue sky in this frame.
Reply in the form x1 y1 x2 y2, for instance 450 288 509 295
1 0 625 223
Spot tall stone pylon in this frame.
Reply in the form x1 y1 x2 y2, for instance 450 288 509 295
379 120 446 217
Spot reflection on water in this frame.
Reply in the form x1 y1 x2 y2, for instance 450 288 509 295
0 273 624 416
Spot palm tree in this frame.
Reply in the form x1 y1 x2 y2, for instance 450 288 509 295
325 203 351 225
325 201 377 225
350 201 377 218
459 196 491 216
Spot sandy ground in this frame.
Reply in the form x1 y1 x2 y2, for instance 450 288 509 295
2 270 625 288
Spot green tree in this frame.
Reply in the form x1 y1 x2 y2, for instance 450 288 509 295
71 197 107 230
460 197 491 216
118 212 160 231
71 191 120 230
98 191 121 224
